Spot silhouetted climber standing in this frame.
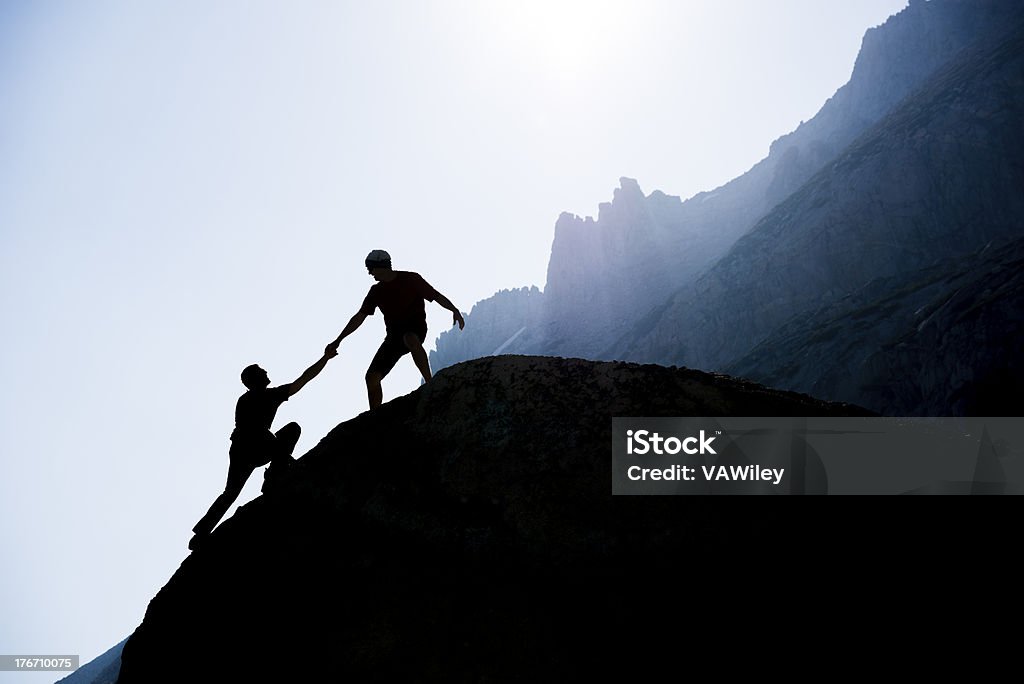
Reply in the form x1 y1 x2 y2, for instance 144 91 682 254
327 249 464 409
189 347 337 550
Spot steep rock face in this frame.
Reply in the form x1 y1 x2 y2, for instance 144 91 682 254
619 11 1024 415
766 0 1017 173
728 237 1024 416
434 0 1020 375
116 356 871 682
541 179 671 359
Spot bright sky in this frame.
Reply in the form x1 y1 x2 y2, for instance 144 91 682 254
0 0 906 676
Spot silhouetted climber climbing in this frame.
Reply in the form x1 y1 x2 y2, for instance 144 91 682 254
188 347 337 551
327 249 465 409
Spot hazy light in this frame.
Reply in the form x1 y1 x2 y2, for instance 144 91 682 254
0 1 907 674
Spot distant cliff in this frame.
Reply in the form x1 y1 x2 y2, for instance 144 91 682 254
430 286 543 373
116 356 871 682
618 9 1024 413
432 0 1024 415
727 236 1024 416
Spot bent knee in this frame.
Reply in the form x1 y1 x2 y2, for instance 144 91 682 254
402 333 424 349
365 370 383 383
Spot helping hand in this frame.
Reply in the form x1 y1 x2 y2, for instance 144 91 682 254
453 312 465 330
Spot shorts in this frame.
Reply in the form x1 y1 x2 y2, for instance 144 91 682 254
368 327 427 378
229 423 301 468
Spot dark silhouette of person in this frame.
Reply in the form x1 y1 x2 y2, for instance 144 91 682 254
189 347 337 550
327 249 464 409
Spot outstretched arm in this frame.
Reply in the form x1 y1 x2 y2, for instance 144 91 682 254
327 311 369 352
433 292 465 330
287 347 338 397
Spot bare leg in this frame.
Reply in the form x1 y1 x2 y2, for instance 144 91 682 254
403 332 432 382
192 458 253 542
366 370 383 409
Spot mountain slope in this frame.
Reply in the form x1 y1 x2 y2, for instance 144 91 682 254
617 8 1024 414
433 0 1023 374
727 236 1024 415
544 0 1021 360
116 356 871 682
56 639 125 684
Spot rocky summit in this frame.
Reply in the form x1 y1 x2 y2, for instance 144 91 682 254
117 356 876 681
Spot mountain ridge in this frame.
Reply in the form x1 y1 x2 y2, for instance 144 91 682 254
617 10 1024 410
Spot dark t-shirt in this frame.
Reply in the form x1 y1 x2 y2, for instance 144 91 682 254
231 385 290 442
360 271 439 334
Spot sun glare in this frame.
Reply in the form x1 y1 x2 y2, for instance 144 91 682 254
484 0 644 84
